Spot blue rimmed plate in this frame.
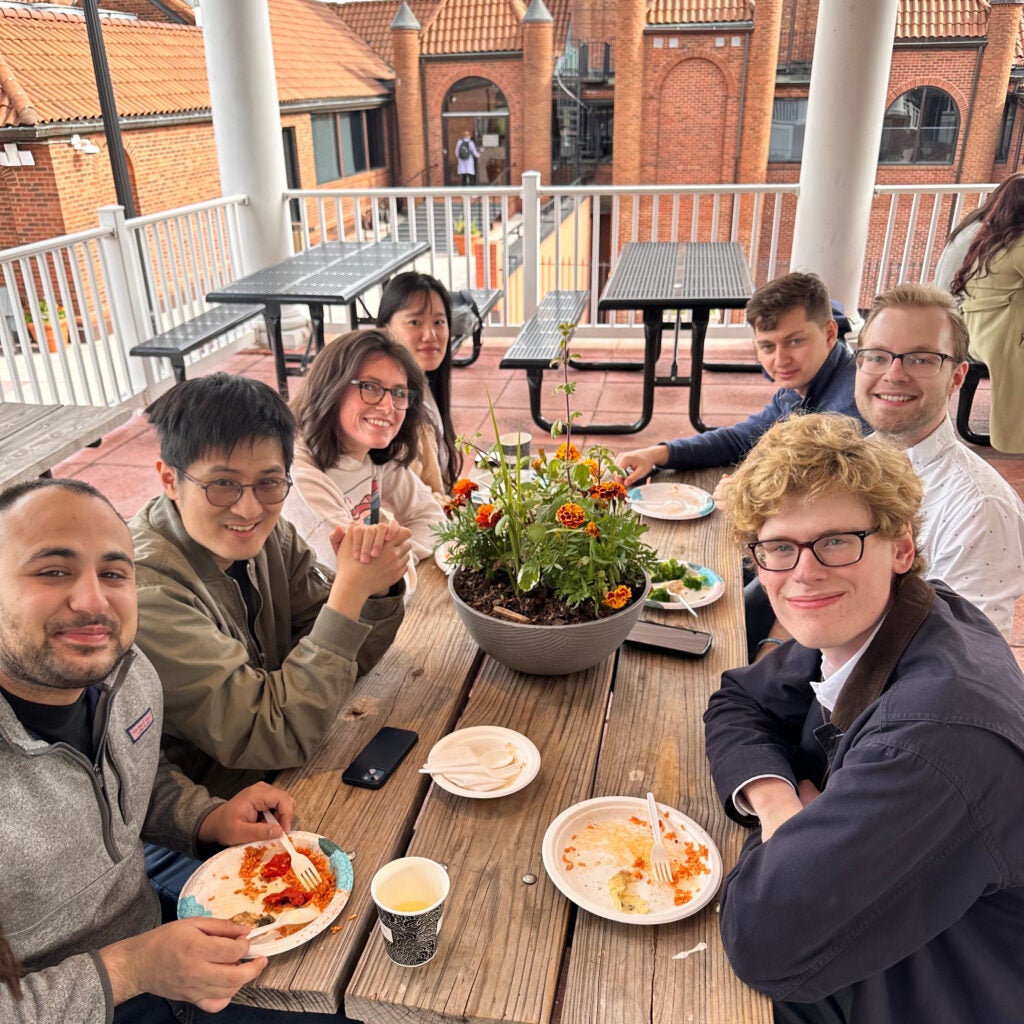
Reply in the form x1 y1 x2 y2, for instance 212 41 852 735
627 483 714 521
178 831 352 957
646 563 725 611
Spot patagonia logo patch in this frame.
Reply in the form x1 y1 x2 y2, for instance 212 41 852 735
126 707 154 743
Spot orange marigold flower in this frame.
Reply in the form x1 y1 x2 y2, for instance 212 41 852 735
443 500 462 519
589 481 628 503
555 442 581 462
556 502 587 529
603 585 632 610
474 503 502 529
530 457 544 472
451 478 479 499
584 522 600 538
582 458 601 480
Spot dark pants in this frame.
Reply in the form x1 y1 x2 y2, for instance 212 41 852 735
115 993 357 1023
460 172 473 186
144 843 204 923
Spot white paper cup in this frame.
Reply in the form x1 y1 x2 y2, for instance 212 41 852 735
370 857 450 966
499 431 531 463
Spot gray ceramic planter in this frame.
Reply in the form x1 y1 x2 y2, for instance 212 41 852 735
448 571 652 676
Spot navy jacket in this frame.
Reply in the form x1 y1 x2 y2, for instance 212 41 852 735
704 576 1024 1022
663 341 865 469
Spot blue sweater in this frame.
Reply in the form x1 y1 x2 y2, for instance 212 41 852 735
662 341 865 469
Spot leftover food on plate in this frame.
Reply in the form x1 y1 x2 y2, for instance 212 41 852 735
627 483 714 520
560 811 712 916
178 831 352 955
647 560 725 610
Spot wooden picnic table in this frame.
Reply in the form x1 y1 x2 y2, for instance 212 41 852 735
241 468 770 1024
0 401 131 490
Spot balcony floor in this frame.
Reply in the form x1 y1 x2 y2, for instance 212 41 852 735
52 332 1024 661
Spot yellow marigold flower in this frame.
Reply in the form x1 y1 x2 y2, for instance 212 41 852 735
583 458 600 480
555 442 581 462
603 585 632 610
589 481 628 503
530 457 544 472
584 522 600 537
556 502 587 529
452 478 479 499
474 503 502 529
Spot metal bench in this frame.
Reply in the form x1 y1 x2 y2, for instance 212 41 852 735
499 290 590 432
450 287 503 367
956 356 990 447
130 304 264 383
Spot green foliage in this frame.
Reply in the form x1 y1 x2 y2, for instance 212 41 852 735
435 320 657 616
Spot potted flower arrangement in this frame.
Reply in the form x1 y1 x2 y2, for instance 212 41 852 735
436 324 657 676
25 302 67 353
451 217 482 256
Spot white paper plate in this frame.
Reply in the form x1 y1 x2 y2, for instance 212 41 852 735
645 564 725 611
541 796 722 925
627 483 714 521
426 725 541 800
177 832 352 956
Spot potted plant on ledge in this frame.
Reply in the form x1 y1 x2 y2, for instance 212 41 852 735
25 302 67 353
451 217 482 256
436 324 657 676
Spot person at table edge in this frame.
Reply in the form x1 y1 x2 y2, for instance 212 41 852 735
0 477 302 1024
853 282 1024 640
617 271 864 486
128 373 412 799
704 413 1024 1024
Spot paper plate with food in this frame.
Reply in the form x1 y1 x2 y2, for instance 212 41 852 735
541 796 722 925
646 559 725 611
178 832 352 956
627 483 714 521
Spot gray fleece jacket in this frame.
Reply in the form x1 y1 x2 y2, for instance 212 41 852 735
0 649 219 1024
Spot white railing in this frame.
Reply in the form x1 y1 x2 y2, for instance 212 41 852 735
0 181 998 407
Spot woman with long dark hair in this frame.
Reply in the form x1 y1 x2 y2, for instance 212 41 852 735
376 272 461 495
283 329 444 580
951 173 1024 452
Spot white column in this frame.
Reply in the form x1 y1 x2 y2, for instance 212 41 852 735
199 0 290 274
791 0 899 316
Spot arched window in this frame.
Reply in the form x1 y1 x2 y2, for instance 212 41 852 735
442 77 510 185
879 87 959 164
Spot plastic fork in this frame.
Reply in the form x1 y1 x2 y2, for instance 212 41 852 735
264 809 321 891
646 792 675 884
419 745 520 779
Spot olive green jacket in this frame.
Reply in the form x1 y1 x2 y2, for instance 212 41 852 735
129 494 404 797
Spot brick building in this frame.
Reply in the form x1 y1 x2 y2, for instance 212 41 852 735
0 0 395 250
334 0 1024 194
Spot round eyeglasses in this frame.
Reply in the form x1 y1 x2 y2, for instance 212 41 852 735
748 527 880 572
855 349 955 379
180 471 292 508
350 379 414 410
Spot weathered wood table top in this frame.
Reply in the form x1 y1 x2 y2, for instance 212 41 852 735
245 468 770 1024
0 401 131 490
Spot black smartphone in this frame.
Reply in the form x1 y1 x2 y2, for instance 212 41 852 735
625 619 713 658
341 727 419 789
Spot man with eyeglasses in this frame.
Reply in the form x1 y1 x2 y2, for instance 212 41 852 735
617 272 864 486
704 412 1024 1024
853 282 1024 639
129 373 411 801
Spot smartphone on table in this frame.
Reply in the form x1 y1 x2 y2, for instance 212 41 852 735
624 619 713 658
342 726 418 789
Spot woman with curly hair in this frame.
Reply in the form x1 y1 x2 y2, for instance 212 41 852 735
950 173 1024 452
283 329 444 585
376 272 462 496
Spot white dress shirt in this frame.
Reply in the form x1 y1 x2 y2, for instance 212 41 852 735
908 415 1024 639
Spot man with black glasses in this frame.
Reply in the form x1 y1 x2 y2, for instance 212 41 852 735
853 282 1024 639
705 412 1024 1024
129 373 411 800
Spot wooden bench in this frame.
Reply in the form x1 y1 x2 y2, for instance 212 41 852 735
450 287 503 367
499 289 590 432
956 356 990 447
129 304 264 383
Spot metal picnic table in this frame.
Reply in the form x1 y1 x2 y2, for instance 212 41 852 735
596 241 754 433
207 239 430 398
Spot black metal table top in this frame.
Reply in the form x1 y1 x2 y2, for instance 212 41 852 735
598 241 753 311
207 239 430 306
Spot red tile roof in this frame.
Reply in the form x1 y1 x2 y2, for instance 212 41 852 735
647 0 753 25
0 0 392 129
334 1 442 64
895 0 987 39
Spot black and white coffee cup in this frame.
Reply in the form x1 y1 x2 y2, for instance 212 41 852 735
370 857 450 967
